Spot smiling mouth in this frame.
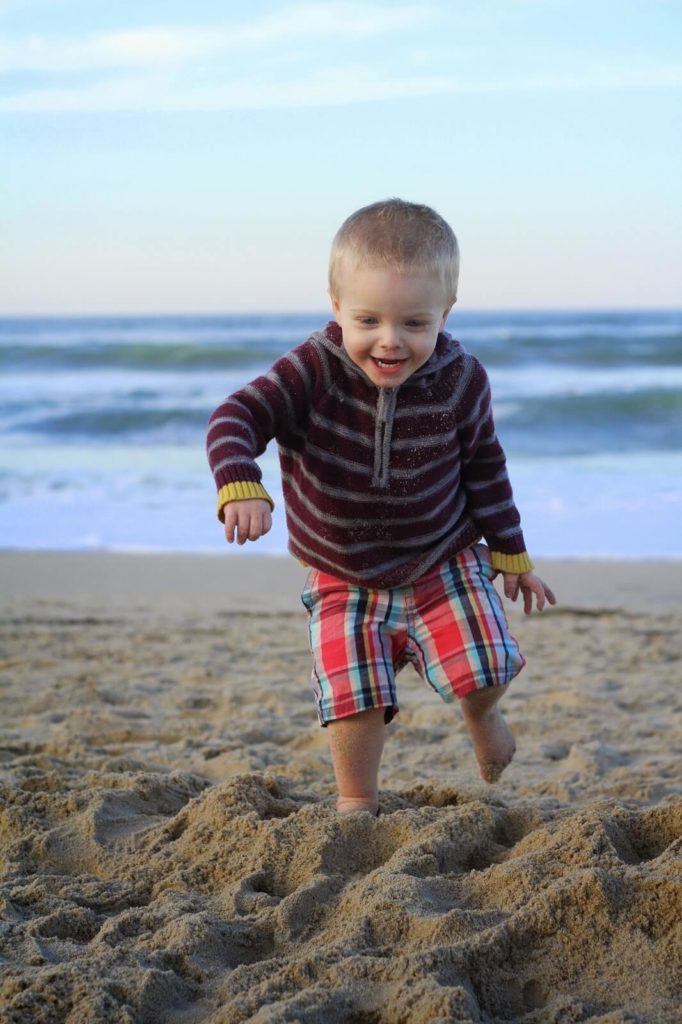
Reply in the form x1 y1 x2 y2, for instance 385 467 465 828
371 356 408 368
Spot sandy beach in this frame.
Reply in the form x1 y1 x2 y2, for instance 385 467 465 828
1 551 680 1023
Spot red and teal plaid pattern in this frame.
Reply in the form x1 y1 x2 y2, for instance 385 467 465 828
301 544 525 726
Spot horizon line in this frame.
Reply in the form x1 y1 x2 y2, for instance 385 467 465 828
1 305 681 320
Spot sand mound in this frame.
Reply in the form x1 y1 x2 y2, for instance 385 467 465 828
1 604 681 1022
1 769 680 1023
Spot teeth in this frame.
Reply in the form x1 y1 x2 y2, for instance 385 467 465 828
375 359 403 367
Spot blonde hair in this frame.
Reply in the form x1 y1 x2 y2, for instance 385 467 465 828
329 198 459 305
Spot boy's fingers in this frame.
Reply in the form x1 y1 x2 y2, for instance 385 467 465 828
222 501 271 545
533 585 545 613
248 513 264 541
504 574 520 600
237 508 252 544
224 508 237 543
250 509 272 541
534 577 557 610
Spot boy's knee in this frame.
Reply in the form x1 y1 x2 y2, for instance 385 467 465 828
460 683 509 709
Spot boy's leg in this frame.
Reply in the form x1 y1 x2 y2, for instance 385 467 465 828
459 684 516 783
407 546 524 785
326 707 386 815
302 568 404 816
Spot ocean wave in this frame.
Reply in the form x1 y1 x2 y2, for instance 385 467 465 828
1 312 681 373
0 341 293 372
500 388 682 455
470 332 682 367
2 333 681 374
0 314 322 346
14 406 210 438
4 388 679 458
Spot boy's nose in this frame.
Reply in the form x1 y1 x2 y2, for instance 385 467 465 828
379 325 402 350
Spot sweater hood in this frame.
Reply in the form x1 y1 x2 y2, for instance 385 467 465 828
313 320 465 388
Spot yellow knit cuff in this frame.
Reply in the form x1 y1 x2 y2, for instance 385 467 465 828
216 481 275 519
490 551 534 574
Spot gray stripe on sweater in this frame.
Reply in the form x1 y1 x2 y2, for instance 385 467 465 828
307 409 459 452
281 467 462 529
212 455 262 474
320 389 467 423
207 416 258 453
278 454 461 506
464 467 510 490
210 436 253 461
465 452 506 466
495 523 524 538
233 390 276 432
307 409 374 449
458 390 492 431
287 349 314 406
289 505 476 583
285 495 469 559
280 442 465 484
308 339 335 391
241 350 337 446
264 368 297 427
473 497 517 518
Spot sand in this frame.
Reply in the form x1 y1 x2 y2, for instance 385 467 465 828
0 551 680 1024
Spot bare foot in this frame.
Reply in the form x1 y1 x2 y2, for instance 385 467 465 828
460 696 516 783
337 796 379 816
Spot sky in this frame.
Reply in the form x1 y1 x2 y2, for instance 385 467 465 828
2 0 681 314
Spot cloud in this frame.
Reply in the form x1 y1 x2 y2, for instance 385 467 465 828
2 60 680 113
0 1 679 113
0 3 431 72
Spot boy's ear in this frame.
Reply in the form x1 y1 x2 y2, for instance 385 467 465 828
328 289 341 319
441 300 455 327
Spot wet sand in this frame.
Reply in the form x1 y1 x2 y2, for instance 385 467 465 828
1 551 680 1023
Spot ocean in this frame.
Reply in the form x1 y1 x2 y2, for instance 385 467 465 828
1 310 681 559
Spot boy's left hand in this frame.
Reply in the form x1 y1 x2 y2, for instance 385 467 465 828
499 571 557 615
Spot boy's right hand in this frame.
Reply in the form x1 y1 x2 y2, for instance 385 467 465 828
223 499 272 545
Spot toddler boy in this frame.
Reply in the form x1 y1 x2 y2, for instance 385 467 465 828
207 198 555 816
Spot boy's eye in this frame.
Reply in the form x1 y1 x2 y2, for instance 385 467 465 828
354 317 428 327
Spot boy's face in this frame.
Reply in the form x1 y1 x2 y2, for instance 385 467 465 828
330 261 453 388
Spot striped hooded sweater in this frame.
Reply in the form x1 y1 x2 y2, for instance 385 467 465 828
206 321 533 589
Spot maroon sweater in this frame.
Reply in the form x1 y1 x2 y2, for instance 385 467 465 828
207 321 532 588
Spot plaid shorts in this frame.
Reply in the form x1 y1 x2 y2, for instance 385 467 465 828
301 544 525 726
